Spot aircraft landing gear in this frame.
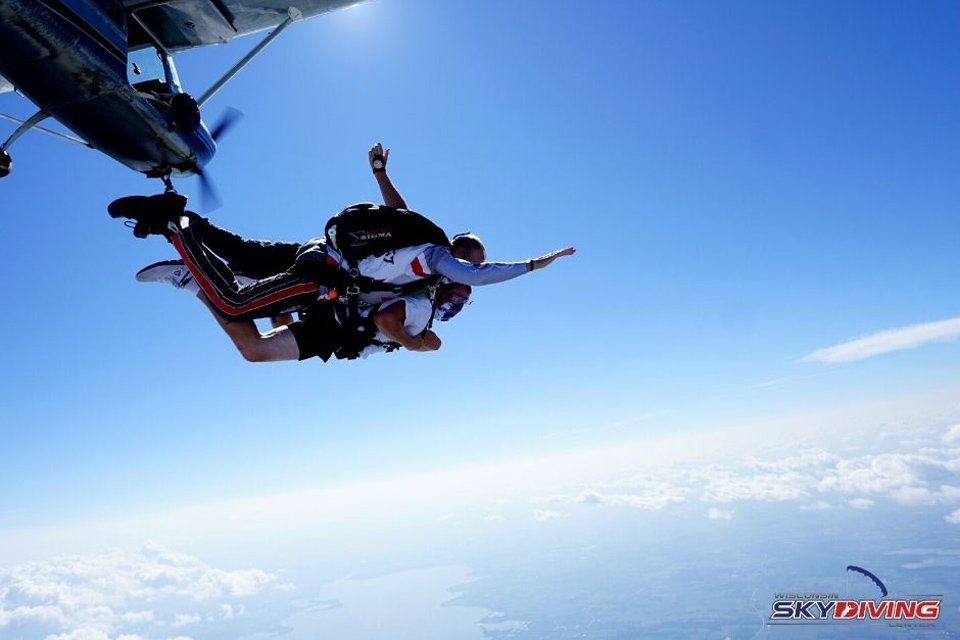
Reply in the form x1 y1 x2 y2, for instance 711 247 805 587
145 174 179 235
0 110 91 177
0 111 49 177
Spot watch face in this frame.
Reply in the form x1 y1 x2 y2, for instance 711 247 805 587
373 160 384 170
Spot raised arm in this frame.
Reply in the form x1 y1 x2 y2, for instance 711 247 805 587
369 142 408 210
428 247 577 287
373 300 441 352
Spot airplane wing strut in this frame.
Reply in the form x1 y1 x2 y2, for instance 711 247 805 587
198 5 302 107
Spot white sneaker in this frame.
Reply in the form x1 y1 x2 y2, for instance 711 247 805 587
136 260 199 294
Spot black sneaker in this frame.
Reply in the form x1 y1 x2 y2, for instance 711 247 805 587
108 193 187 237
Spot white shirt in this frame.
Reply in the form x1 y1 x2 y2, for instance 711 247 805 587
324 242 530 304
357 295 435 359
326 243 435 304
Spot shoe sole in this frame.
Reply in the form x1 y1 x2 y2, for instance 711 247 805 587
108 194 187 221
136 259 187 282
108 196 156 220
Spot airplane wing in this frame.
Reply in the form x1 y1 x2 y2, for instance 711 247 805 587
121 0 365 52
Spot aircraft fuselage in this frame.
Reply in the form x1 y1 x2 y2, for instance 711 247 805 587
0 0 215 177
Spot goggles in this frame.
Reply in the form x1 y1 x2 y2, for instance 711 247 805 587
435 292 471 321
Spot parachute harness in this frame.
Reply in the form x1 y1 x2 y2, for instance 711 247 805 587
321 203 452 358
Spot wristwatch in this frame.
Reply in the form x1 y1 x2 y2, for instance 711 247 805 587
371 154 385 173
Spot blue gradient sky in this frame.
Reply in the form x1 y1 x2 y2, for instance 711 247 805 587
1 0 959 530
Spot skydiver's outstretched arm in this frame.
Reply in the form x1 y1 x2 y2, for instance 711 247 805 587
428 247 577 287
373 300 441 352
369 142 408 209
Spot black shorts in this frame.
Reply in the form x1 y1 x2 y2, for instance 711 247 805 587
286 304 344 362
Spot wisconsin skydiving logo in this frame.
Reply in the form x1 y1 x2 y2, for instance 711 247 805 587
768 566 942 626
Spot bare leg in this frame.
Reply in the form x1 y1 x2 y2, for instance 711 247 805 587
195 291 301 362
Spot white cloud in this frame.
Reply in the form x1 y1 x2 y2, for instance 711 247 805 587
799 501 833 511
748 450 842 473
818 452 960 504
890 485 960 506
483 515 505 522
706 508 733 520
569 488 686 510
695 449 843 504
46 632 113 640
540 483 687 512
819 455 916 494
698 447 960 509
802 317 960 363
533 510 561 522
172 613 200 628
536 422 960 517
0 545 279 640
701 470 810 503
945 509 960 524
943 425 960 446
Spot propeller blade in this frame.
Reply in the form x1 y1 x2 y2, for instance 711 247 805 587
195 107 240 211
195 167 222 212
210 107 243 141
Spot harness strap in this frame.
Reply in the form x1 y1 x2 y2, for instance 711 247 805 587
348 272 442 295
332 297 388 360
334 254 443 356
423 282 441 334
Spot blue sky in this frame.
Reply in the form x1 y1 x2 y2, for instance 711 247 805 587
1 0 959 530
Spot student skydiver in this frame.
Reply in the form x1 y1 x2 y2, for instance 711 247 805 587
136 258 469 363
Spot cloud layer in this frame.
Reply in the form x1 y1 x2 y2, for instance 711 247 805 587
0 393 958 640
539 423 960 521
802 317 960 363
0 543 285 640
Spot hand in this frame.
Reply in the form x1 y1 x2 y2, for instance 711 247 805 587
421 330 442 351
368 141 389 173
531 247 576 271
